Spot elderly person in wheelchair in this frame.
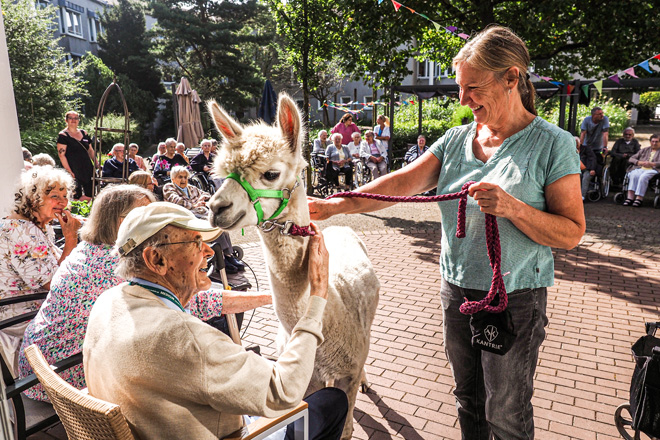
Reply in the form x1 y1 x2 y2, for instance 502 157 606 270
83 203 348 440
190 138 221 192
164 166 244 273
360 130 388 180
622 134 660 207
325 133 353 188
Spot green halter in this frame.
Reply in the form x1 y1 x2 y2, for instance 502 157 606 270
225 172 299 225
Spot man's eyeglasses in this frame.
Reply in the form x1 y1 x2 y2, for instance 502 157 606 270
67 117 80 121
154 238 204 251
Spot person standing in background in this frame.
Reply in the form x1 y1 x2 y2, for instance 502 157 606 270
56 111 97 200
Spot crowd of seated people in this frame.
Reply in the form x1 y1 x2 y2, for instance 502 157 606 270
102 143 140 179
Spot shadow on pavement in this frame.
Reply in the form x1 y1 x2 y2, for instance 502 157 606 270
354 389 425 440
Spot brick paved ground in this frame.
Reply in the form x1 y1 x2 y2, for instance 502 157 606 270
29 196 659 440
233 199 659 440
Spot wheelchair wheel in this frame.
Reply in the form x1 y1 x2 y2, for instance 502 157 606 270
601 166 611 198
232 245 244 261
587 189 601 203
354 161 366 187
654 195 660 209
614 192 626 205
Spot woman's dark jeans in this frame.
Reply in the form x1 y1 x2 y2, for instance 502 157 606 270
440 279 548 440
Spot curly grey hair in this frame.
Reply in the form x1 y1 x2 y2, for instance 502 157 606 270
170 165 191 179
13 166 74 225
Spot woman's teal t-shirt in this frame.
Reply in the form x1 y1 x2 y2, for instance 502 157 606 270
429 116 580 292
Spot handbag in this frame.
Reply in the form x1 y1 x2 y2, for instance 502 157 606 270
469 308 516 356
629 322 660 436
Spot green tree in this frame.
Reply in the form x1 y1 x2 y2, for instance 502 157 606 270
98 0 162 125
150 0 265 112
3 0 86 129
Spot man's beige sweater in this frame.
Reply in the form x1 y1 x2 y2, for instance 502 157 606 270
83 283 325 439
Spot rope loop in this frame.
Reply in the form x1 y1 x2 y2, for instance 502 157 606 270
326 181 507 314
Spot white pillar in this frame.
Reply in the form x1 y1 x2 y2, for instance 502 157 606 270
630 92 639 126
0 13 24 217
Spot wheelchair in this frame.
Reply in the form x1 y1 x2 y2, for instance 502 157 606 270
585 164 612 202
309 153 353 196
353 157 373 188
189 171 216 194
613 171 660 209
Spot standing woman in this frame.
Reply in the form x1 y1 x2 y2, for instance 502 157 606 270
330 113 360 145
57 111 97 199
309 26 584 439
373 114 391 153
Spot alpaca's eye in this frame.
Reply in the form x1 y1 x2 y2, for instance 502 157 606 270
264 171 280 181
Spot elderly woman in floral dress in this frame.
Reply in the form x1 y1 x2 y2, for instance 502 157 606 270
0 166 81 376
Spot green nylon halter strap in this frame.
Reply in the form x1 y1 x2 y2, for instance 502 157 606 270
225 172 292 225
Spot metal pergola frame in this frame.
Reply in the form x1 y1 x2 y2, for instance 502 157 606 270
389 77 660 142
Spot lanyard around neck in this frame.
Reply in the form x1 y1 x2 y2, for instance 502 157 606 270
129 281 185 312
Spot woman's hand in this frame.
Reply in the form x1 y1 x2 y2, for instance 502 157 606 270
307 222 329 300
56 209 82 239
468 182 520 219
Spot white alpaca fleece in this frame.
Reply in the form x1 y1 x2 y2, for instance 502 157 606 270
206 94 380 440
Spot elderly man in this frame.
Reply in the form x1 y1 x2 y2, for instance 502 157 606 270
83 203 347 440
609 127 641 186
102 143 140 179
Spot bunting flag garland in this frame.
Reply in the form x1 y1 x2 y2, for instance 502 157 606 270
581 84 590 98
655 54 660 60
566 85 574 95
639 60 652 73
321 98 417 114
384 0 470 41
593 80 603 95
623 67 638 78
608 74 621 85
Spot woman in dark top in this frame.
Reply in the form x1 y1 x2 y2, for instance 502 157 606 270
56 111 97 199
153 137 189 183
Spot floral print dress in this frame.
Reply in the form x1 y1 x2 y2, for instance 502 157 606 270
18 241 225 401
0 218 60 376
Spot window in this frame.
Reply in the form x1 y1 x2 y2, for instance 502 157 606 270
418 60 429 79
88 17 102 42
340 96 351 105
63 8 82 37
35 0 50 9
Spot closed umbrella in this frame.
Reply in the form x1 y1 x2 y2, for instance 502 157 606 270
191 90 205 141
257 80 277 124
176 77 202 148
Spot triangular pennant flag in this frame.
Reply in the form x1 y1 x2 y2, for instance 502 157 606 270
654 54 660 59
406 6 415 13
410 100 415 105
639 60 652 73
594 80 603 94
581 84 590 98
567 85 574 94
549 80 564 87
541 76 552 81
458 33 470 39
419 13 429 19
446 26 458 33
608 74 621 85
391 0 402 11
624 67 638 78
433 22 441 32
378 0 384 4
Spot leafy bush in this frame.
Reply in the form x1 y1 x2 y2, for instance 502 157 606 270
542 99 629 137
20 126 61 164
94 113 140 155
69 200 91 217
450 105 474 127
637 91 660 123
391 98 459 156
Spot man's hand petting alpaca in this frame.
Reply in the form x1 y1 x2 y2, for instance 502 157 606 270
308 222 329 300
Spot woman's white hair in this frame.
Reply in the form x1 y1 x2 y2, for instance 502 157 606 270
331 133 343 142
12 166 74 224
318 130 328 138
170 165 191 179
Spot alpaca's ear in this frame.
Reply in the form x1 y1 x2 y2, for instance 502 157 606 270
277 94 302 154
207 100 243 141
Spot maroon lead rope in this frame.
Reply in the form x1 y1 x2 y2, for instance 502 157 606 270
326 181 507 315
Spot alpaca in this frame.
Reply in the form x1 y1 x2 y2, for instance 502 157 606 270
206 94 380 439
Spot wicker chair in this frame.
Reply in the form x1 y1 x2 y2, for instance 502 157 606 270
23 344 135 440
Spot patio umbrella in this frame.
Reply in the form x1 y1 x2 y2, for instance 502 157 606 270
176 77 202 148
191 90 205 141
257 80 277 124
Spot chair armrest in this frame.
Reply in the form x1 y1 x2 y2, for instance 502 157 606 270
0 292 48 307
6 352 83 398
223 401 308 440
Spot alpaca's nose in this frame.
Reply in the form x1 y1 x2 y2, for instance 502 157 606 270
207 196 232 226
